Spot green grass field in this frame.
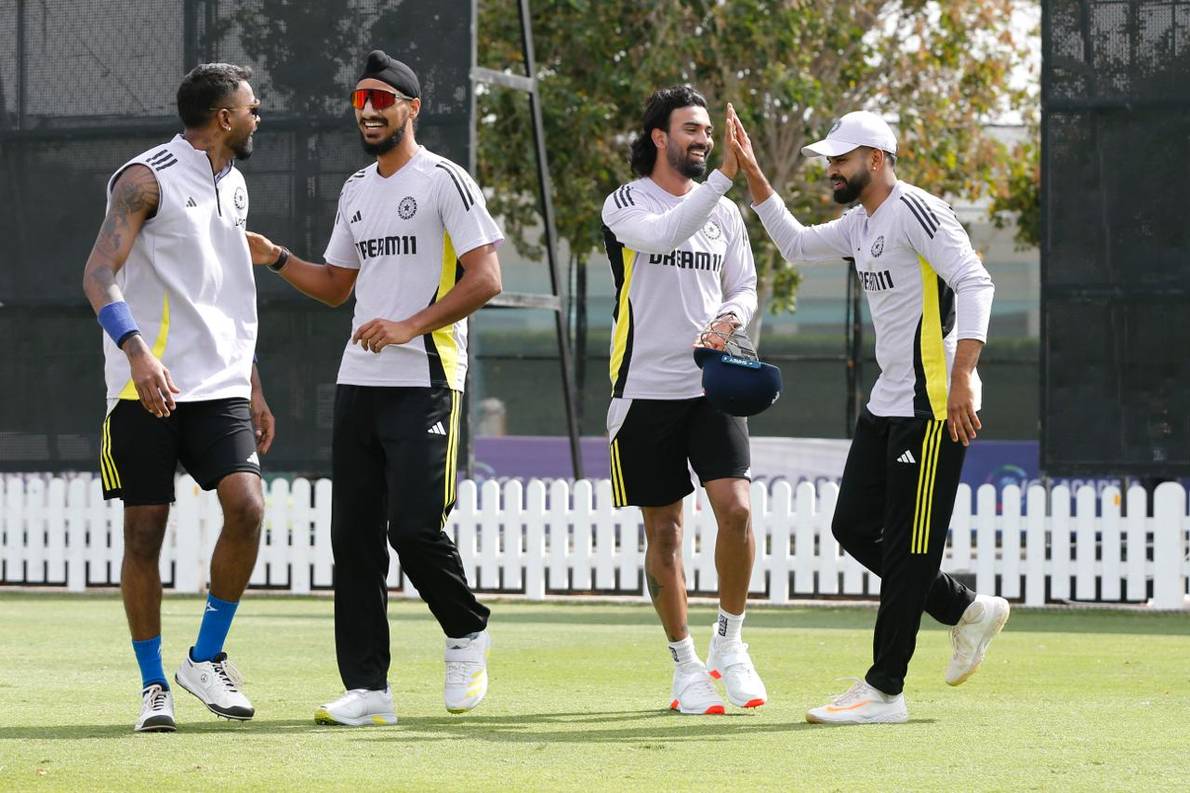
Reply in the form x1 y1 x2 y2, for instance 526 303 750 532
1 593 1187 792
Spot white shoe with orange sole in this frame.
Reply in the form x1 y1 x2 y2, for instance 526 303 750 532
670 660 726 715
706 635 767 708
806 679 908 724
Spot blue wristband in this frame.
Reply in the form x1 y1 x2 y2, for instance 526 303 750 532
97 301 140 348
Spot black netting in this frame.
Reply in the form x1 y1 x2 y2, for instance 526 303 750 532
0 0 473 473
1042 0 1190 474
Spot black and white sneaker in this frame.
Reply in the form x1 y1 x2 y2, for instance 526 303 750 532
135 683 176 732
175 650 255 720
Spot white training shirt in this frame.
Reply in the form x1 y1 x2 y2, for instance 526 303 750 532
753 180 994 419
102 134 256 404
600 169 758 400
324 147 503 391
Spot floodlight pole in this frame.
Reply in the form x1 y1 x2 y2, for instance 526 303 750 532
472 0 584 479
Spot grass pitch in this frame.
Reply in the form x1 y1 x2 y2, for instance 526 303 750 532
0 592 1187 792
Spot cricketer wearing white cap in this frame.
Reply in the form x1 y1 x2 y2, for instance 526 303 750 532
723 105 1008 726
801 110 898 159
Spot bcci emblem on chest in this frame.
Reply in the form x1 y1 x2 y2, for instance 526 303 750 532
398 196 418 220
871 235 885 258
702 219 722 240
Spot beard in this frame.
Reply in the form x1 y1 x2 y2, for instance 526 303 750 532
230 131 254 161
832 168 871 204
360 122 406 156
666 140 708 179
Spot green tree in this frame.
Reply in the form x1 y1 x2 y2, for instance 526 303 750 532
477 0 1037 340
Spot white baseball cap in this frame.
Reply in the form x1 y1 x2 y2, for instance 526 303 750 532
802 111 897 158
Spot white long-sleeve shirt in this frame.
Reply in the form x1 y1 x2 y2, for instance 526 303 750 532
753 180 994 419
601 169 758 399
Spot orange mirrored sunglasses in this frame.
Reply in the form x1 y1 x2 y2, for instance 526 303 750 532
350 89 407 110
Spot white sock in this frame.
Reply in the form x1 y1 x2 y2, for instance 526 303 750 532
668 636 697 665
715 608 745 643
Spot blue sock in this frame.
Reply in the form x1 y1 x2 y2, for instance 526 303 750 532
132 636 168 690
191 594 239 663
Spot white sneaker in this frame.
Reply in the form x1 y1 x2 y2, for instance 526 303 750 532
314 687 397 726
670 660 726 715
706 635 767 708
444 630 490 714
175 650 254 720
806 678 908 724
946 594 1011 686
134 683 176 732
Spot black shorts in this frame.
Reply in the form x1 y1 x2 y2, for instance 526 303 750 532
332 385 462 531
100 397 261 505
607 396 750 508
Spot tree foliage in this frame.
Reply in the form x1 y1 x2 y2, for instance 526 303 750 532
477 0 1038 338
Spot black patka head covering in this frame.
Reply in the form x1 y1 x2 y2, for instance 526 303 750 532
358 49 420 98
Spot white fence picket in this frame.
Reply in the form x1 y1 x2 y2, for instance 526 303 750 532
1000 485 1021 600
1024 485 1046 606
975 485 996 595
66 479 88 592
1075 486 1097 600
25 478 46 584
1050 485 1072 600
1152 482 1187 609
502 479 526 592
571 480 594 591
46 478 66 584
1125 486 1147 602
290 478 312 595
523 480 547 600
1100 486 1122 601
951 484 973 571
3 475 1188 611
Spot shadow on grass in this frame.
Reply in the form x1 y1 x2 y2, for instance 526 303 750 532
0 711 937 742
0 719 316 740
352 709 938 743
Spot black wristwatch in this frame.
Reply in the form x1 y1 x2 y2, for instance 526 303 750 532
268 246 291 273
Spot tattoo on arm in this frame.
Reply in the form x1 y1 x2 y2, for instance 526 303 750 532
83 165 159 310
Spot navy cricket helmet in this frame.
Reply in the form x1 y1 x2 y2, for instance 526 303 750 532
692 329 782 417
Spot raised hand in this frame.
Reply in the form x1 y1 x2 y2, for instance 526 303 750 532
719 104 740 179
728 105 774 203
728 105 760 175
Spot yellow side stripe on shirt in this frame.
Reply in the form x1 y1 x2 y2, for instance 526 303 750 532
432 234 462 390
911 420 945 554
118 293 171 400
608 249 637 393
917 257 948 421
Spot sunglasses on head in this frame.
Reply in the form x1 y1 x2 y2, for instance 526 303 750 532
351 88 410 111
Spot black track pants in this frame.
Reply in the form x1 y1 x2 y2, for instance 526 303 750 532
832 407 975 696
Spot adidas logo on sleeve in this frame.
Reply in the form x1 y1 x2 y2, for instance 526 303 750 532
896 450 916 464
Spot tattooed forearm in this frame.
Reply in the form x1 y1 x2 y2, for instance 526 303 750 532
83 165 159 311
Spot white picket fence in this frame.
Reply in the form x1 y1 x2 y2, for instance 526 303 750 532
2 475 1188 608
